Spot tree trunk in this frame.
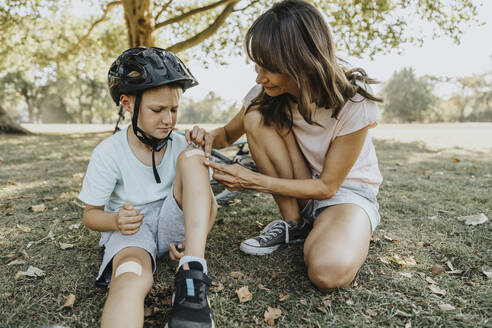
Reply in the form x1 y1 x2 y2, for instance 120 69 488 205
121 0 155 47
0 106 31 134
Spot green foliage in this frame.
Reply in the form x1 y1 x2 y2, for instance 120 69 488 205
179 92 238 124
381 67 436 123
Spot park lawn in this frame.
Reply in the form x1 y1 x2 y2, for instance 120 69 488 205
0 128 491 328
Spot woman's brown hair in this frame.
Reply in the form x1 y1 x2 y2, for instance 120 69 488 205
245 0 382 131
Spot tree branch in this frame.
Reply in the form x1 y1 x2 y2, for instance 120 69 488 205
233 0 259 12
166 0 239 53
154 0 173 21
56 1 121 60
155 0 234 30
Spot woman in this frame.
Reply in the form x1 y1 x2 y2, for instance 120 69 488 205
186 0 383 291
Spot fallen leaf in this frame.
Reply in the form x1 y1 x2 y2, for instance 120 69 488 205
426 276 437 284
264 306 282 326
446 261 455 271
236 286 252 303
389 255 417 267
399 272 413 278
15 266 45 279
346 298 354 305
210 282 224 293
458 213 489 226
438 303 456 311
16 224 31 233
7 259 25 266
416 241 424 247
68 223 81 230
316 306 327 313
482 267 492 278
429 284 446 296
59 293 76 310
431 265 445 276
255 220 264 229
384 235 397 242
366 309 378 317
59 242 74 250
300 298 307 305
29 204 46 212
228 198 241 206
278 294 290 302
321 295 331 307
258 284 270 291
395 309 412 318
229 271 244 280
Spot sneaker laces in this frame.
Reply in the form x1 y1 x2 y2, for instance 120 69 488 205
258 219 292 244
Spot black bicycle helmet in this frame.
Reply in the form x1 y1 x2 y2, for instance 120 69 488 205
108 47 198 183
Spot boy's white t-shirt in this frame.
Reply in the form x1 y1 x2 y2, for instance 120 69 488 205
243 84 383 194
78 127 189 213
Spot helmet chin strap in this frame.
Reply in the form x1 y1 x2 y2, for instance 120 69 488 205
132 93 173 183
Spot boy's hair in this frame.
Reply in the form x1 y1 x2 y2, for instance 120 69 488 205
245 0 382 131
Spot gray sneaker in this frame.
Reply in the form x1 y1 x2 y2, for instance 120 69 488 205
240 219 312 256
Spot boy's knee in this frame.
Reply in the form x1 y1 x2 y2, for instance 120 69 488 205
177 148 206 167
112 257 153 291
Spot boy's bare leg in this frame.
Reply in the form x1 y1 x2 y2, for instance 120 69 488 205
173 149 217 258
101 247 153 328
243 110 312 224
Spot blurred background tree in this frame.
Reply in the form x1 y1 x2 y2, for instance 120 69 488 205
0 0 485 133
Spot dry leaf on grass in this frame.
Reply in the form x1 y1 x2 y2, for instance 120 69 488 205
258 284 270 291
228 198 241 206
429 284 446 296
59 242 74 250
395 309 412 318
236 286 252 303
58 293 75 310
316 306 327 314
264 306 282 326
29 204 46 212
426 277 437 284
68 223 81 230
458 213 489 226
446 261 455 271
482 267 492 278
7 259 25 266
210 282 224 293
229 271 244 280
15 266 45 279
16 224 31 233
278 294 290 302
438 303 456 311
366 309 378 317
431 265 445 276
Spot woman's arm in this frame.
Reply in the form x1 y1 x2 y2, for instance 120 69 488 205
206 126 370 200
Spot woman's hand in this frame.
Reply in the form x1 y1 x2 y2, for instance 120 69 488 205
115 202 144 235
204 160 257 191
185 125 215 158
169 242 185 262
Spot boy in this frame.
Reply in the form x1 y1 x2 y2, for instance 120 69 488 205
79 47 216 328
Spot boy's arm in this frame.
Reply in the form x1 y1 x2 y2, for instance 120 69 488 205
82 202 144 235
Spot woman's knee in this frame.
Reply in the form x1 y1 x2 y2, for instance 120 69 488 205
307 257 359 291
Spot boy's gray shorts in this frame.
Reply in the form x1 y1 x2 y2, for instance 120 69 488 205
96 189 185 285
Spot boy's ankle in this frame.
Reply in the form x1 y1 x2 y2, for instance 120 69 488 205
178 256 207 274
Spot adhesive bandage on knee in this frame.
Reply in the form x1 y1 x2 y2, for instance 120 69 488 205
184 148 205 158
114 261 142 278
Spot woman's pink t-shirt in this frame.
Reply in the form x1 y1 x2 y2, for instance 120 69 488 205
243 84 383 195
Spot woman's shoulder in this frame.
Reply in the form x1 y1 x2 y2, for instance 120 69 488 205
243 84 263 108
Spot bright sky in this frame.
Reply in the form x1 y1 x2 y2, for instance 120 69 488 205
187 1 492 104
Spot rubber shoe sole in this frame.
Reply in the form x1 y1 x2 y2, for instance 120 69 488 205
239 242 281 256
165 320 215 328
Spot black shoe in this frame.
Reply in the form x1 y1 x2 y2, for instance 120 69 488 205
166 262 214 328
240 218 312 256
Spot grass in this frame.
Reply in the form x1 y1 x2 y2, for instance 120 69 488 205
0 126 491 327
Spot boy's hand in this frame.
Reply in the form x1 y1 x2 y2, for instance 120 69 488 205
185 125 214 158
169 242 185 262
116 201 143 235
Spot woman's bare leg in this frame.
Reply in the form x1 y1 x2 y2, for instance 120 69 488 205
243 110 311 224
173 148 217 258
101 247 153 328
303 204 372 291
